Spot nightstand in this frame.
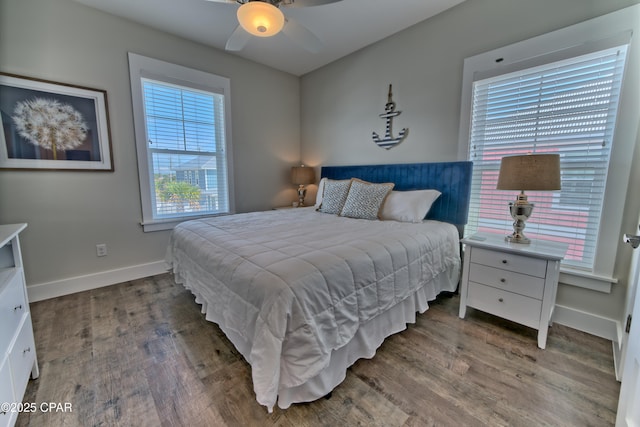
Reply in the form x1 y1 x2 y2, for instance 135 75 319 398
273 205 313 210
0 224 39 427
458 232 567 349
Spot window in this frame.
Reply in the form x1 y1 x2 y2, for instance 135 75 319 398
128 53 234 232
458 6 640 290
466 45 628 271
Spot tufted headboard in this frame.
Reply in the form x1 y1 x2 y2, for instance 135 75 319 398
321 161 473 235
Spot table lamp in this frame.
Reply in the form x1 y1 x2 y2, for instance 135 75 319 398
291 165 315 207
496 154 561 244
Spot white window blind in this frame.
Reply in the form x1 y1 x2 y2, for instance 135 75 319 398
141 78 230 220
466 44 628 270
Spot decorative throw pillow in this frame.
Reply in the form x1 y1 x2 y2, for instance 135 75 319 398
340 179 394 220
318 179 352 214
380 189 441 223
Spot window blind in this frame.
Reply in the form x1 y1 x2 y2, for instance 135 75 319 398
142 78 229 219
466 44 628 270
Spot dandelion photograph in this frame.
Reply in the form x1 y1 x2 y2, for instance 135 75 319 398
0 73 113 170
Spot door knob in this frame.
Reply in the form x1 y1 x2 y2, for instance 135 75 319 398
623 234 640 249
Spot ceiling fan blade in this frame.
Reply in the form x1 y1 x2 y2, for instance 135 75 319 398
284 0 343 7
225 25 251 51
282 18 323 53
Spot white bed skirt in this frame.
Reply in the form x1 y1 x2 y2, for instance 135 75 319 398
181 263 459 411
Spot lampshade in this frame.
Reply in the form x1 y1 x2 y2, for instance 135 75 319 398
497 154 561 191
291 165 315 185
237 2 285 37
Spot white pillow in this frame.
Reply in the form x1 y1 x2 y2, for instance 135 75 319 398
314 177 327 209
380 189 441 223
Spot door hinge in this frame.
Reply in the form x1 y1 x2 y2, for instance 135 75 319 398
626 314 632 334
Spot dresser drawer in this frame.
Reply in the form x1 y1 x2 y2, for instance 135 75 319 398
467 282 542 329
0 269 28 350
468 263 545 300
0 359 15 427
470 247 547 278
8 314 36 402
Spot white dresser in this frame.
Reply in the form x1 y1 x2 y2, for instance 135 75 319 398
0 224 38 427
458 233 567 349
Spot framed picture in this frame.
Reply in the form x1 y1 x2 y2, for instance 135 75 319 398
0 72 113 171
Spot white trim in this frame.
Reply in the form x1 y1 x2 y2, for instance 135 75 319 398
26 261 169 302
140 212 233 232
613 321 625 381
552 303 619 342
559 270 617 294
127 53 235 231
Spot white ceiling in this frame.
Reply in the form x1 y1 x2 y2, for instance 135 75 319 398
73 0 466 76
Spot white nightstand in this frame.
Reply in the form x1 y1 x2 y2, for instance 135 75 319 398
273 205 314 210
0 224 39 427
458 233 567 349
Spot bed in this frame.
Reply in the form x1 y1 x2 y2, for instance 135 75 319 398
166 161 472 412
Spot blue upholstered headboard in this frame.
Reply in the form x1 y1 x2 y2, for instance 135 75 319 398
321 161 473 232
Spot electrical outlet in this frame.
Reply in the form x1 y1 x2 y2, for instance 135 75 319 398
96 243 107 257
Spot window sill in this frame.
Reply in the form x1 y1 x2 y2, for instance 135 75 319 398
141 212 232 232
559 268 617 293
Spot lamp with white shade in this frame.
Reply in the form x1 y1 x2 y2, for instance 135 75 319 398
291 165 315 207
496 154 561 244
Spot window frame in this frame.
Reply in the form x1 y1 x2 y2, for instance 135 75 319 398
467 44 627 271
457 6 640 292
128 53 235 232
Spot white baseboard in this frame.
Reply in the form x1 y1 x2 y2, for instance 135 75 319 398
613 339 623 381
26 261 170 302
554 304 623 379
553 303 619 342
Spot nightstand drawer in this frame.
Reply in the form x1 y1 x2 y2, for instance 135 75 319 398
467 282 542 329
8 314 36 402
0 359 15 426
0 269 28 349
470 247 547 278
468 263 545 300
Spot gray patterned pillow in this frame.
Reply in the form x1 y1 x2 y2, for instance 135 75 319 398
340 179 394 220
318 179 352 214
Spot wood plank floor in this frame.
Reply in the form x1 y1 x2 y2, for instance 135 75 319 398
16 273 620 426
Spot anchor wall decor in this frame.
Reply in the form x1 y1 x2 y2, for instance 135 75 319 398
372 84 407 150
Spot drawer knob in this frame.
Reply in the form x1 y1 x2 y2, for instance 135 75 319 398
498 298 504 302
502 260 508 264
23 347 31 354
500 278 506 283
14 304 23 311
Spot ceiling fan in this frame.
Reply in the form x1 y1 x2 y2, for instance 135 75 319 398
206 0 342 52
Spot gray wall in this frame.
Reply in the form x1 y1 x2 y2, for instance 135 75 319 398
300 0 640 323
0 0 300 286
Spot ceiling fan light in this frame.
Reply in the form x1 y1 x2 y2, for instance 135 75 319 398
237 2 285 37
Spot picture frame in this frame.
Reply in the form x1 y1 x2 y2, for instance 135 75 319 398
0 72 113 171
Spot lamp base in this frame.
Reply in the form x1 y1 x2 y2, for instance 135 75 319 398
505 234 531 244
297 185 307 207
505 192 534 244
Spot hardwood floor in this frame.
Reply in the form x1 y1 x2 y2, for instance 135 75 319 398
16 273 619 426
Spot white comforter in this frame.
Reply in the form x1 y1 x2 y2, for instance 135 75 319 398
167 207 460 411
